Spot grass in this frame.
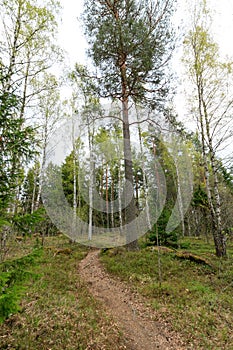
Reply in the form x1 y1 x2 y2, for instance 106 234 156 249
100 237 233 350
1 234 233 349
0 235 127 350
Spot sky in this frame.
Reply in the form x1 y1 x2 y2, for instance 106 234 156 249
58 0 233 66
58 0 86 66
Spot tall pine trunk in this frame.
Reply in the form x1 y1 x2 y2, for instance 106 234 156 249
122 98 138 250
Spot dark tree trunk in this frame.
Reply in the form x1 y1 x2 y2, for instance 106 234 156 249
122 98 139 250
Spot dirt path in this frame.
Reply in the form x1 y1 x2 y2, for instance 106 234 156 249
79 250 186 350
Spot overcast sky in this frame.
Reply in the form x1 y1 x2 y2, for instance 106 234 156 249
58 0 233 66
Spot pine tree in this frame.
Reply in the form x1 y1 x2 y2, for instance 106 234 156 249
80 0 175 249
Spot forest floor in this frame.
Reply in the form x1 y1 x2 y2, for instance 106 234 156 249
79 249 186 350
0 237 128 349
1 235 233 349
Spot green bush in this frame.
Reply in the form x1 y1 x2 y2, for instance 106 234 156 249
146 207 179 248
0 249 42 323
0 287 22 323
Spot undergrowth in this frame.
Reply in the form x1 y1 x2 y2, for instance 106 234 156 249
100 238 233 350
0 248 42 323
0 236 127 350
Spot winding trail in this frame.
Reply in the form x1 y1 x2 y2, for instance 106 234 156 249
79 250 186 350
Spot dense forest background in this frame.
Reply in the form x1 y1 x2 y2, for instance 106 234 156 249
1 0 233 261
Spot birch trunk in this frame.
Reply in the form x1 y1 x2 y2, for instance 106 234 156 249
197 80 226 257
35 114 48 211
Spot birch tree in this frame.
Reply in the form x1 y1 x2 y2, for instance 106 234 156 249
0 0 62 214
0 0 61 101
32 73 62 211
183 0 233 256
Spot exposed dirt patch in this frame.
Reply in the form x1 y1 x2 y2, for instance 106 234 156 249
79 249 187 350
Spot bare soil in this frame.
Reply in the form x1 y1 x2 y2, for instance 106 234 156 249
79 249 187 350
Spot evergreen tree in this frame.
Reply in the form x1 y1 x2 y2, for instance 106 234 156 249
80 0 175 249
0 83 35 215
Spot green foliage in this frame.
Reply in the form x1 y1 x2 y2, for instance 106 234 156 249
143 132 180 247
61 125 125 229
81 0 175 106
0 285 22 323
21 162 40 213
61 151 80 206
183 0 233 256
192 185 208 208
148 211 178 248
219 165 233 193
0 217 11 229
12 208 47 235
0 84 36 215
0 249 42 323
0 0 62 217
